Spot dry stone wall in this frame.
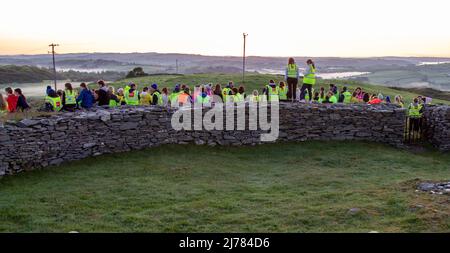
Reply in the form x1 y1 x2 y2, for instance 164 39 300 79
0 103 411 177
424 105 450 151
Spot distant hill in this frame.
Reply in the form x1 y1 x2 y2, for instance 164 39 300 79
0 65 124 84
0 65 64 84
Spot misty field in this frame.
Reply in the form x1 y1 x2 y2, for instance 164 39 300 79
0 141 449 232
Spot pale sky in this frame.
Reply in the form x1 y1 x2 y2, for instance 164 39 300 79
1 0 449 57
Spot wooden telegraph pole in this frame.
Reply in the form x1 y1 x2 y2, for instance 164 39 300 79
48 43 59 91
242 33 248 84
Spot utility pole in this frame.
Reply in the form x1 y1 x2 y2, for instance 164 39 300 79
48 43 59 91
242 33 248 84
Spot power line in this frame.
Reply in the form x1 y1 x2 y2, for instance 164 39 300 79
48 43 59 91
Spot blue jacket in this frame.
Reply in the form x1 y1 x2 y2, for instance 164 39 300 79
76 89 94 108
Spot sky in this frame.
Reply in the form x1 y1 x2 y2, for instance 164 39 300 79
1 0 449 57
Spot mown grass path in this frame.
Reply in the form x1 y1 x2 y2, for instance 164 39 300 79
0 141 449 232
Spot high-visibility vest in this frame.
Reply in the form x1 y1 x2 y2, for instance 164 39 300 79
178 93 190 105
329 96 337 104
249 95 259 103
45 96 62 111
235 93 244 102
117 94 125 105
303 64 316 85
279 86 288 100
343 91 352 104
125 90 139 105
153 91 163 106
287 64 298 78
225 94 234 103
109 98 118 107
169 92 180 104
196 95 210 104
266 85 279 102
408 103 423 118
222 87 231 100
64 90 77 105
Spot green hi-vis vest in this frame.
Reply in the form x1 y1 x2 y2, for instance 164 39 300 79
125 90 139 105
343 91 352 104
318 97 324 103
303 64 316 85
234 93 244 102
279 86 288 100
225 93 234 103
196 95 211 104
329 96 337 104
266 85 279 102
153 91 163 106
65 90 77 105
222 87 231 100
169 92 180 104
287 64 298 78
109 98 118 107
408 103 423 118
46 96 62 111
249 95 259 103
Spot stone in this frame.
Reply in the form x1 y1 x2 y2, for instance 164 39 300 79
83 143 96 148
19 119 40 127
348 208 361 215
418 182 435 191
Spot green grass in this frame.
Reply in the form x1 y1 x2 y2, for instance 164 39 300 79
111 73 450 105
0 141 449 232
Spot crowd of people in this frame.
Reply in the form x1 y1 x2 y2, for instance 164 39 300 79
0 58 430 121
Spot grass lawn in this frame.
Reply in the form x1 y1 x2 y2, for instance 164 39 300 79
0 141 449 232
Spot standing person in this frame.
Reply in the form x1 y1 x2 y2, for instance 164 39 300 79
62 83 77 111
76 83 94 109
408 97 424 134
278 81 288 101
96 80 110 106
14 88 30 113
150 84 163 106
161 87 169 107
300 59 316 103
285 58 299 101
4 87 18 113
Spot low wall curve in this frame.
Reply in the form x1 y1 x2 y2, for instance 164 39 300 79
0 103 415 177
